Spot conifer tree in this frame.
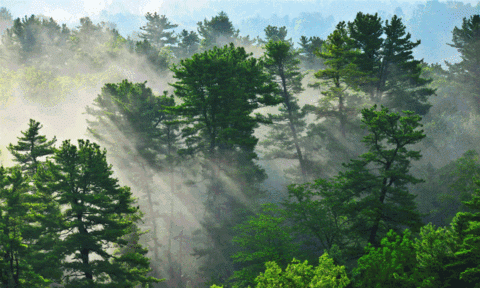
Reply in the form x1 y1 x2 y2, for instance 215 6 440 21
0 166 54 288
347 13 435 115
353 229 423 287
258 25 292 45
260 39 309 181
446 15 480 113
197 11 239 50
229 203 298 287
298 35 324 70
340 105 425 251
176 29 200 59
380 15 435 115
347 12 384 101
86 80 182 280
36 139 162 287
7 119 63 284
169 43 281 284
7 119 57 177
447 178 480 286
309 21 366 139
140 12 178 49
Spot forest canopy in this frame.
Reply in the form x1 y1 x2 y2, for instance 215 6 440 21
1 3 480 288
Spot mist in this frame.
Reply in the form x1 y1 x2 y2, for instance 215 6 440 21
1 0 480 287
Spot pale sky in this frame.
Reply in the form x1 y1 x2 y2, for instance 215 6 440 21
4 0 478 24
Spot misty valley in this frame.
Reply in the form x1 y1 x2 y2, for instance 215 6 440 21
1 2 480 287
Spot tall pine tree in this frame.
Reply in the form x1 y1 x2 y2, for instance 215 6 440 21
446 15 480 114
169 43 281 284
86 80 182 281
260 39 310 181
140 12 178 49
309 21 366 139
340 105 425 252
197 12 239 50
347 13 435 115
36 139 162 287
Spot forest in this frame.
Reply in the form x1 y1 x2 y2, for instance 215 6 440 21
0 2 480 287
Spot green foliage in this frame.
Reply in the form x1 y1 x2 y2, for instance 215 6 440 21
2 14 71 66
260 39 312 180
448 178 480 286
258 25 292 45
380 15 435 115
140 12 178 49
437 150 480 223
0 166 53 287
170 43 280 159
170 43 281 284
36 139 163 287
340 105 425 249
414 223 464 288
6 119 63 284
230 203 298 287
298 35 324 70
446 15 480 113
70 17 125 70
86 80 178 168
353 229 424 288
282 179 351 259
347 12 435 115
309 21 367 138
197 11 239 50
176 29 200 59
254 253 350 288
347 12 384 82
8 119 57 177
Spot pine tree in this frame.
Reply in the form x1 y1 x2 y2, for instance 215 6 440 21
380 15 435 115
340 105 425 251
175 29 200 59
347 12 384 102
446 15 480 113
347 13 435 115
353 229 423 287
7 119 63 284
309 21 366 139
448 178 480 286
7 119 57 177
197 11 239 50
0 166 54 287
298 35 324 70
86 80 182 280
260 39 309 181
282 179 351 263
229 203 298 287
140 12 178 49
258 25 292 45
169 43 281 284
36 139 162 287
133 39 172 73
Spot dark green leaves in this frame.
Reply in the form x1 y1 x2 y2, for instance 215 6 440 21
170 43 281 158
8 119 57 177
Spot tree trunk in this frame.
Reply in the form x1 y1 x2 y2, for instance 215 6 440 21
279 67 307 180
